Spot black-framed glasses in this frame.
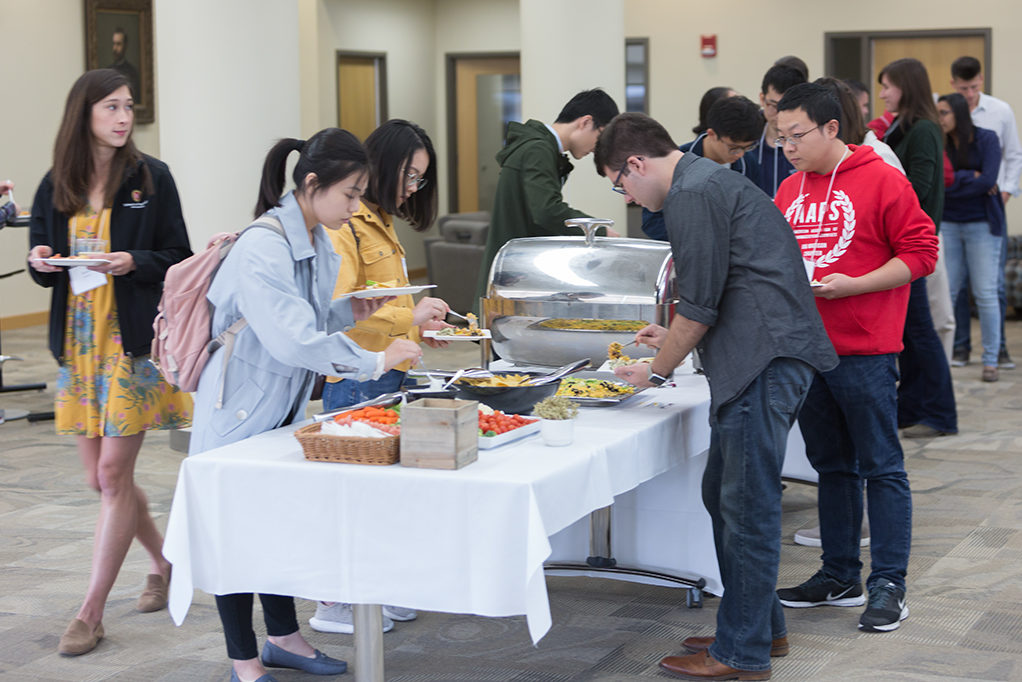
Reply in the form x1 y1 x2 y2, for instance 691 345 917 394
611 161 629 195
405 170 427 190
774 125 823 148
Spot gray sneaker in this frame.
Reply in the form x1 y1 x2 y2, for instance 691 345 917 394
382 605 417 622
793 518 870 547
309 602 394 634
998 349 1016 370
950 348 969 367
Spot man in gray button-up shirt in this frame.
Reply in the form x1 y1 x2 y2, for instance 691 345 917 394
595 112 837 679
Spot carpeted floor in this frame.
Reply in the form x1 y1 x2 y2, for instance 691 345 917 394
1 321 1021 681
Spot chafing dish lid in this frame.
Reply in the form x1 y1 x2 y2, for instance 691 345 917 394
488 236 675 304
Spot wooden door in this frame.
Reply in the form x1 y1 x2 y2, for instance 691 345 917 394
871 36 987 119
452 56 520 213
338 55 386 142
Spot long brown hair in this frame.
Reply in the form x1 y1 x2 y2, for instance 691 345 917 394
52 69 150 215
815 77 866 144
878 58 939 129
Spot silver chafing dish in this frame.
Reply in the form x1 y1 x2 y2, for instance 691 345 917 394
481 220 678 368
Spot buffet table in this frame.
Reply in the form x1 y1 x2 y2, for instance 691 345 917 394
163 367 810 679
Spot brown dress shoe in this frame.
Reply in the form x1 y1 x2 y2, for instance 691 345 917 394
682 634 789 657
659 650 771 680
137 572 169 612
58 618 104 656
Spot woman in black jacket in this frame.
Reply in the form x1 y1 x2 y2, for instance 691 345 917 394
27 69 192 656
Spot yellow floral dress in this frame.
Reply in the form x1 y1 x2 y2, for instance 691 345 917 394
54 207 192 437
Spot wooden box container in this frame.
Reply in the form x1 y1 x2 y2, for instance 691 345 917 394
400 398 478 470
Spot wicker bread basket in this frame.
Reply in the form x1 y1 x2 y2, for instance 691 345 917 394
294 422 399 465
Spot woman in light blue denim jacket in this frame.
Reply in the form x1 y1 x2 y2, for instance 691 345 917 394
188 128 421 682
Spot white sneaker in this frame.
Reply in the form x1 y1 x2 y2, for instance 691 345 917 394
309 602 394 634
382 605 417 622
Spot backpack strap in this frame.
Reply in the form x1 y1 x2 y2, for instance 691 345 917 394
210 214 288 409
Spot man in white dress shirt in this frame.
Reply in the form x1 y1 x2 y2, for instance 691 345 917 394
950 56 1022 369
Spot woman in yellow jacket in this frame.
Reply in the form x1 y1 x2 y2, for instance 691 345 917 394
322 120 452 413
316 120 452 633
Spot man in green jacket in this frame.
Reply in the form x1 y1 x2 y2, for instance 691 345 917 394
476 89 620 305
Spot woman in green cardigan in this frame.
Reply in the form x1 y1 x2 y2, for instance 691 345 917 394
879 58 958 438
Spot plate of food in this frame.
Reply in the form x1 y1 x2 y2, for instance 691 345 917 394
423 328 491 340
423 311 490 339
599 341 654 371
338 280 437 299
38 257 112 267
555 375 642 406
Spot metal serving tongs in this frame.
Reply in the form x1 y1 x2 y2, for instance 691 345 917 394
528 358 591 386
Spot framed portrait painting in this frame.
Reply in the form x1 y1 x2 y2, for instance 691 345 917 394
85 0 155 124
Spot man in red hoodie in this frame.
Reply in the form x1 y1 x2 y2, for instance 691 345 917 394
772 83 938 634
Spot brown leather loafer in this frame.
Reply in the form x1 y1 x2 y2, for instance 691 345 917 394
682 634 789 657
137 572 170 612
58 618 104 656
659 650 771 680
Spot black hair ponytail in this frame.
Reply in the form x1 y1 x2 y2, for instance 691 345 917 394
254 129 367 218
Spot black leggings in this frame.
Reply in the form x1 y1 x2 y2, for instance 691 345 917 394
215 593 300 660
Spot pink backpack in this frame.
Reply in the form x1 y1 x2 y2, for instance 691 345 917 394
151 217 284 404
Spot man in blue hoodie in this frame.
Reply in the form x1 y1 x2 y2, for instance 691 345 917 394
642 95 764 239
756 64 807 197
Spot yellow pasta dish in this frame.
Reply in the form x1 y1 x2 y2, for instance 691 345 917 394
556 377 636 398
460 373 534 387
538 319 648 332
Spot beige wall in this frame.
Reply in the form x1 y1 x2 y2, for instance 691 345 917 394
6 0 1022 323
301 0 440 271
624 0 1022 227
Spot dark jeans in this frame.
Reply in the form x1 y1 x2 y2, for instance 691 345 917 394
704 357 814 672
216 593 299 660
898 278 958 433
322 369 408 410
953 230 1009 355
798 354 912 590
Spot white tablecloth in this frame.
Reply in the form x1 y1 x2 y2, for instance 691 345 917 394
164 371 717 643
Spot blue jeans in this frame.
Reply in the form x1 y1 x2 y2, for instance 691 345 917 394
944 221 1003 366
704 357 814 672
897 278 958 433
321 369 408 410
799 355 911 591
954 229 1009 356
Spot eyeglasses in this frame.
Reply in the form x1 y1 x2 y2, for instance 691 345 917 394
726 142 759 155
405 170 428 190
774 125 823 148
610 160 629 195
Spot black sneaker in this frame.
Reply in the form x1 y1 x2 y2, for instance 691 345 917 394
950 348 969 367
858 582 909 632
998 349 1016 370
777 570 865 608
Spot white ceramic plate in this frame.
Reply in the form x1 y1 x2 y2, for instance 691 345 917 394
478 419 540 449
338 284 437 299
38 258 111 267
423 329 492 340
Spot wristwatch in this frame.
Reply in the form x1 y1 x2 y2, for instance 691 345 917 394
647 366 669 386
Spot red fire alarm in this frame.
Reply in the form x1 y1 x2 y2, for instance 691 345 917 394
701 35 717 58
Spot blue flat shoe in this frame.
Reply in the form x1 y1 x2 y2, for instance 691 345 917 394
228 669 278 682
261 640 347 675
